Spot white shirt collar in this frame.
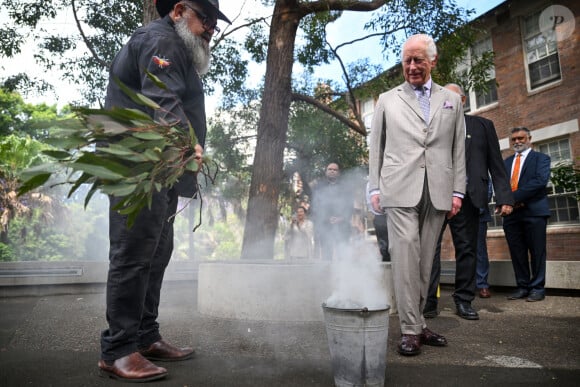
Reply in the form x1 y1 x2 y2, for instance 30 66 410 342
412 78 432 97
517 148 532 158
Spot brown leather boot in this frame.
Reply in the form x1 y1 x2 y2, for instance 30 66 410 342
139 339 194 362
98 352 167 382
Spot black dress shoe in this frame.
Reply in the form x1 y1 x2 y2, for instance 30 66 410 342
456 303 479 320
423 308 439 319
420 328 447 346
423 302 439 319
507 289 529 300
526 291 545 302
397 334 421 356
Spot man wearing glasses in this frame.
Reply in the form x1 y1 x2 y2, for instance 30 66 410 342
503 127 551 303
99 1 231 382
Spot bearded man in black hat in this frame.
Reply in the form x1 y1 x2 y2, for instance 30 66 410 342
98 0 231 382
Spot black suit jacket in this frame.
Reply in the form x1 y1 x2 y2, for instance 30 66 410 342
464 115 514 209
503 150 551 220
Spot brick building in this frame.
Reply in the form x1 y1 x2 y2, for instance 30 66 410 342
362 0 579 289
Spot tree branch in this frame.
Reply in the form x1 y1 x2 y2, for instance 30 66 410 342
213 14 273 47
334 31 388 51
300 0 387 13
291 92 366 136
325 39 367 134
72 0 109 69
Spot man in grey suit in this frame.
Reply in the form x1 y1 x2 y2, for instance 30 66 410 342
368 34 466 356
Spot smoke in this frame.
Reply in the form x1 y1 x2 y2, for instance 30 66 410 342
324 239 388 310
298 166 389 310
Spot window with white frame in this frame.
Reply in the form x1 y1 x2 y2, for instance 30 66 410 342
472 37 498 108
361 99 375 130
489 137 579 228
522 10 562 89
539 138 579 224
455 54 471 113
458 36 497 112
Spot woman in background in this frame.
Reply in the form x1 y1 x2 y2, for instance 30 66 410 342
285 206 314 259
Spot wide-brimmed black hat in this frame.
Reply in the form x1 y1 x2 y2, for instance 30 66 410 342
155 0 231 24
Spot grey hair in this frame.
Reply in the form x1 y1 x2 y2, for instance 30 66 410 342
511 127 531 135
402 34 438 61
444 83 466 96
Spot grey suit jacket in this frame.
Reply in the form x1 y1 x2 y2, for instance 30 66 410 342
368 81 466 211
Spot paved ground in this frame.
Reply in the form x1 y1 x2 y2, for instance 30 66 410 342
1 281 579 386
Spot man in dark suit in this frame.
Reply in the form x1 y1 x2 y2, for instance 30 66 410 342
503 127 551 302
424 84 514 320
311 163 353 260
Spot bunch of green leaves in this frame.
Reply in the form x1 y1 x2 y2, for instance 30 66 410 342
18 75 216 228
551 160 580 201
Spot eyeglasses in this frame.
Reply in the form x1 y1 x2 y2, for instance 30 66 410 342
182 3 220 34
511 136 528 142
403 57 426 65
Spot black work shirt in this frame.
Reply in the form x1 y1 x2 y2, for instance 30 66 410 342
105 15 207 147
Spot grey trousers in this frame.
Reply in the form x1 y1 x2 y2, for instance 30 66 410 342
385 185 447 335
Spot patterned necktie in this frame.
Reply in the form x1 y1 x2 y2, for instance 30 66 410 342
417 86 430 122
511 153 521 191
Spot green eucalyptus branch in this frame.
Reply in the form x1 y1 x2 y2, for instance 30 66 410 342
17 71 218 229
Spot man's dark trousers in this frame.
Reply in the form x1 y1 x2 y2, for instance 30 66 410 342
503 214 548 295
101 188 178 362
427 194 480 308
373 213 390 261
319 223 350 260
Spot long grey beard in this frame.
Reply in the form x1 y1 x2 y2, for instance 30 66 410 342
175 18 211 75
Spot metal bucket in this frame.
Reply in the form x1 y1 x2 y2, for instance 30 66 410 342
322 303 390 387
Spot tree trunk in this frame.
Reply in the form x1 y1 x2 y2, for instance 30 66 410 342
241 2 301 259
144 1 159 25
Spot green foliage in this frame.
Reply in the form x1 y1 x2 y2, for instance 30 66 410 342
204 219 243 259
205 38 252 108
2 0 247 106
459 51 496 95
0 243 15 262
0 135 51 179
208 107 256 174
206 107 254 217
17 77 215 228
0 26 25 57
3 0 142 104
366 0 474 60
0 100 71 250
1 74 53 99
3 0 489 260
345 59 385 90
0 87 60 137
173 211 244 260
287 94 367 183
1 197 109 262
551 161 580 201
8 211 79 261
0 89 25 136
358 0 496 94
296 11 341 72
2 0 484 117
243 24 269 63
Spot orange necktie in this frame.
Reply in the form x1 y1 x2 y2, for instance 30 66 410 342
511 153 521 192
